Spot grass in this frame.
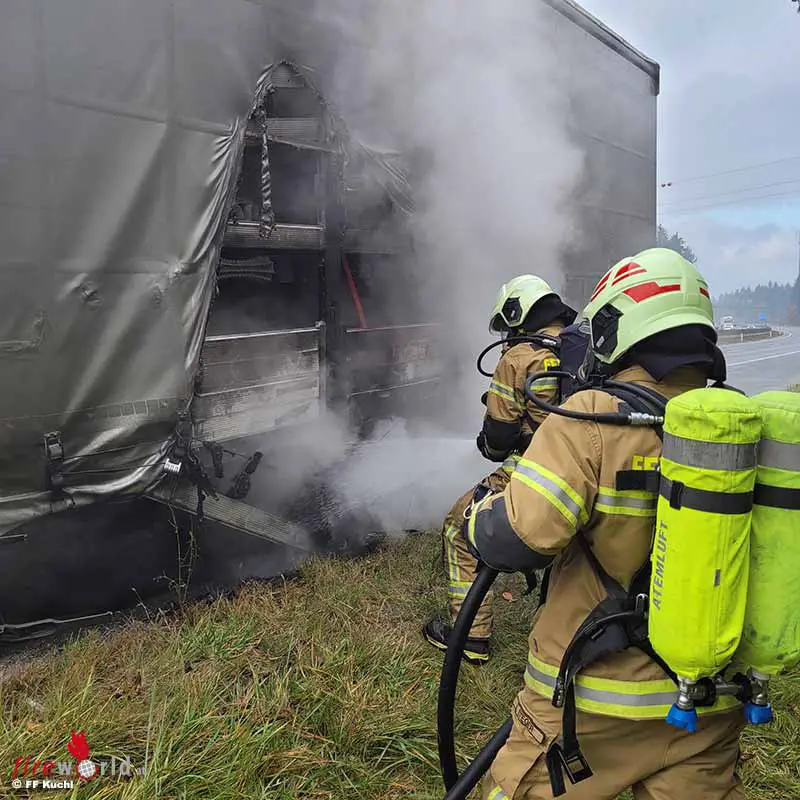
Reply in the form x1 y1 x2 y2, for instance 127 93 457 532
1 533 799 799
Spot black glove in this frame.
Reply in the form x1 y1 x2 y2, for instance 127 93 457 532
476 431 510 462
515 432 533 454
481 391 489 406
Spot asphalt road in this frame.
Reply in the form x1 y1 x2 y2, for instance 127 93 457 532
721 327 800 395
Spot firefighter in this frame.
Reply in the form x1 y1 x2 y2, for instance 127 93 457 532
423 275 576 665
466 249 745 799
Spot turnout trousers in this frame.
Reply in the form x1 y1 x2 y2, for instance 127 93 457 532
481 688 745 800
441 457 518 639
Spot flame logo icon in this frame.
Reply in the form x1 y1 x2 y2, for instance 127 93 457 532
67 731 98 781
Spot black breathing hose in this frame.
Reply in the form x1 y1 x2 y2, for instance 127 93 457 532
476 335 557 378
438 562 500 790
524 372 635 425
524 372 664 426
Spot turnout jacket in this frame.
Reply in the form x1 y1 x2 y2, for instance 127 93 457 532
479 324 563 462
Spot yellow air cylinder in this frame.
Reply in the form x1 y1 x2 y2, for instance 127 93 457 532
648 387 762 731
734 390 800 725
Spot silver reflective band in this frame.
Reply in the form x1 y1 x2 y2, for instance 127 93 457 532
758 439 800 472
662 433 757 471
596 492 656 511
488 381 516 400
514 462 583 521
530 378 559 390
526 664 676 708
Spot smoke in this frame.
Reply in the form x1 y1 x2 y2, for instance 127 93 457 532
209 0 586 548
270 0 585 422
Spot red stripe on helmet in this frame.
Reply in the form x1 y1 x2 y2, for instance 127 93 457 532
614 261 642 280
611 267 647 286
623 282 682 303
590 272 612 302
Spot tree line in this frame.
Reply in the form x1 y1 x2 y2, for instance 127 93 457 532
657 225 800 325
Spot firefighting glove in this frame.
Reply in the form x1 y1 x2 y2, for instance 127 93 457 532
476 431 510 462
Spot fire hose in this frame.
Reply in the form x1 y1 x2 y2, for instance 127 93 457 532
438 562 509 800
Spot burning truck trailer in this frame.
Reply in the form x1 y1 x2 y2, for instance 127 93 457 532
0 0 658 643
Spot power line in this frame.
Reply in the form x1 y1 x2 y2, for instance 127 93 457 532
659 154 800 186
659 187 800 217
658 177 800 208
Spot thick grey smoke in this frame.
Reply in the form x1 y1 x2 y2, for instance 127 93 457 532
272 0 585 421
218 0 586 542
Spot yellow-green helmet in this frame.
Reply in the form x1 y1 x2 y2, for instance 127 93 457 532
489 274 557 333
583 248 715 365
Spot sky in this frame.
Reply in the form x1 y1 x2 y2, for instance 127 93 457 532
578 0 800 295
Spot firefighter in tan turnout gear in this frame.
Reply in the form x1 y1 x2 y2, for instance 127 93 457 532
423 275 576 664
467 249 748 799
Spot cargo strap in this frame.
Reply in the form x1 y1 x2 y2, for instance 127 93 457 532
227 451 263 500
166 413 217 523
43 431 65 492
545 383 670 797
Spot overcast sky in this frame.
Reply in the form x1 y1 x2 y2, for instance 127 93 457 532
578 0 800 295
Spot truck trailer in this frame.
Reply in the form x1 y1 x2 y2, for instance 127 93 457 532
0 0 658 641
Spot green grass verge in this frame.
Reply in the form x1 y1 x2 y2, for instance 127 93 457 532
1 533 798 799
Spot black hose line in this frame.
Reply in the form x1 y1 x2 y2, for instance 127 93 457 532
523 372 634 425
441 718 513 800
438 563 499 790
476 335 558 378
523 372 666 427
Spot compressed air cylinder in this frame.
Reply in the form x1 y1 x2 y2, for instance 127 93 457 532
648 387 762 732
734 391 800 725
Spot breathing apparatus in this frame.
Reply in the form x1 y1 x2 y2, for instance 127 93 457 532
437 249 800 798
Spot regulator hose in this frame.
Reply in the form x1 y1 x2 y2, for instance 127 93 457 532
438 562 500 790
523 372 664 427
477 335 559 378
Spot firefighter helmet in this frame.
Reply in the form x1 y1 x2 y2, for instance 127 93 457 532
583 248 716 365
489 275 557 333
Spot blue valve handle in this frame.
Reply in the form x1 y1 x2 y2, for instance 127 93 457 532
743 703 774 725
666 704 698 733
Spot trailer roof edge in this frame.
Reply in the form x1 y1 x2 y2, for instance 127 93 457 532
542 0 661 95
